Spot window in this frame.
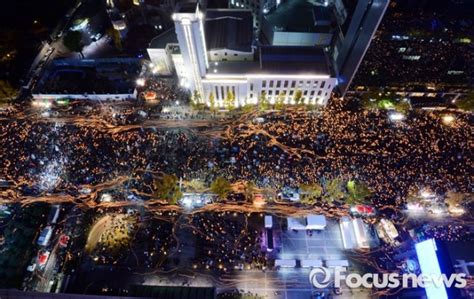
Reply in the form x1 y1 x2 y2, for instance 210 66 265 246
250 83 254 91
284 80 288 88
321 81 325 88
262 80 266 88
317 90 322 96
250 93 253 99
276 80 281 88
304 90 308 96
215 86 219 99
214 53 218 56
268 90 273 95
221 86 225 99
328 84 331 89
225 52 228 56
291 81 296 88
269 80 274 88
306 80 311 85
289 90 294 95
310 90 315 96
234 53 238 56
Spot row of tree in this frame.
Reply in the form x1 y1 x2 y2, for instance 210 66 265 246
191 89 314 113
299 178 372 205
152 174 371 207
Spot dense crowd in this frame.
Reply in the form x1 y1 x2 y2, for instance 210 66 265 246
0 98 471 208
191 213 267 272
222 99 471 206
353 9 474 88
421 224 472 242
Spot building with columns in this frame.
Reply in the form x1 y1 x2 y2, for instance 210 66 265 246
148 2 336 108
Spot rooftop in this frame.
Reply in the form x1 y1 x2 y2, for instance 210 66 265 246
175 1 198 13
207 46 331 76
263 0 333 33
205 9 253 52
33 58 142 95
149 28 178 49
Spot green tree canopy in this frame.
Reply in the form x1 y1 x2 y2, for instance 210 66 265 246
63 30 84 58
346 180 372 203
456 93 474 112
209 92 217 113
259 91 269 111
243 181 257 202
275 92 285 110
153 174 182 205
299 182 323 204
211 177 232 200
224 90 235 111
293 89 303 105
323 178 346 203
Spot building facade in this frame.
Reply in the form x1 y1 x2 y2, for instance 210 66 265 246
148 3 337 108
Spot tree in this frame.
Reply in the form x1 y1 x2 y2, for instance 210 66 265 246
193 90 202 103
394 100 411 114
445 191 472 208
0 80 18 103
63 30 84 58
360 90 380 109
243 181 257 202
224 90 235 111
275 92 285 110
211 177 232 200
293 89 303 105
456 93 474 112
258 91 269 111
207 92 219 115
323 178 345 203
346 180 372 203
186 178 206 192
300 183 323 204
107 27 122 51
241 104 254 114
153 174 182 205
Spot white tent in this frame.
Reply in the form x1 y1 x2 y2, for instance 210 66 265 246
287 217 306 230
306 215 327 230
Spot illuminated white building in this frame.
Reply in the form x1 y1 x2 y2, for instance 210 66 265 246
148 2 337 108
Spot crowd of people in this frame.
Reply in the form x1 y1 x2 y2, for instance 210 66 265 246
0 96 471 209
190 213 267 272
222 98 471 206
421 224 471 242
353 8 474 88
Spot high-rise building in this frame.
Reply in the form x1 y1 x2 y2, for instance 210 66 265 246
334 0 390 94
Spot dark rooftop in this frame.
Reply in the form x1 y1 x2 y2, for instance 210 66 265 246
175 1 198 13
208 46 331 75
263 0 332 33
33 58 141 95
205 9 253 52
260 46 331 74
149 28 178 49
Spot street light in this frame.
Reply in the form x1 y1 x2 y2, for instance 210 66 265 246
388 112 405 121
441 114 455 125
136 78 145 87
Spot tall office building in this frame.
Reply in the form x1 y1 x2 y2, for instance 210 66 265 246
334 0 390 95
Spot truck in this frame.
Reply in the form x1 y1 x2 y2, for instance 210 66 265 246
37 226 53 246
